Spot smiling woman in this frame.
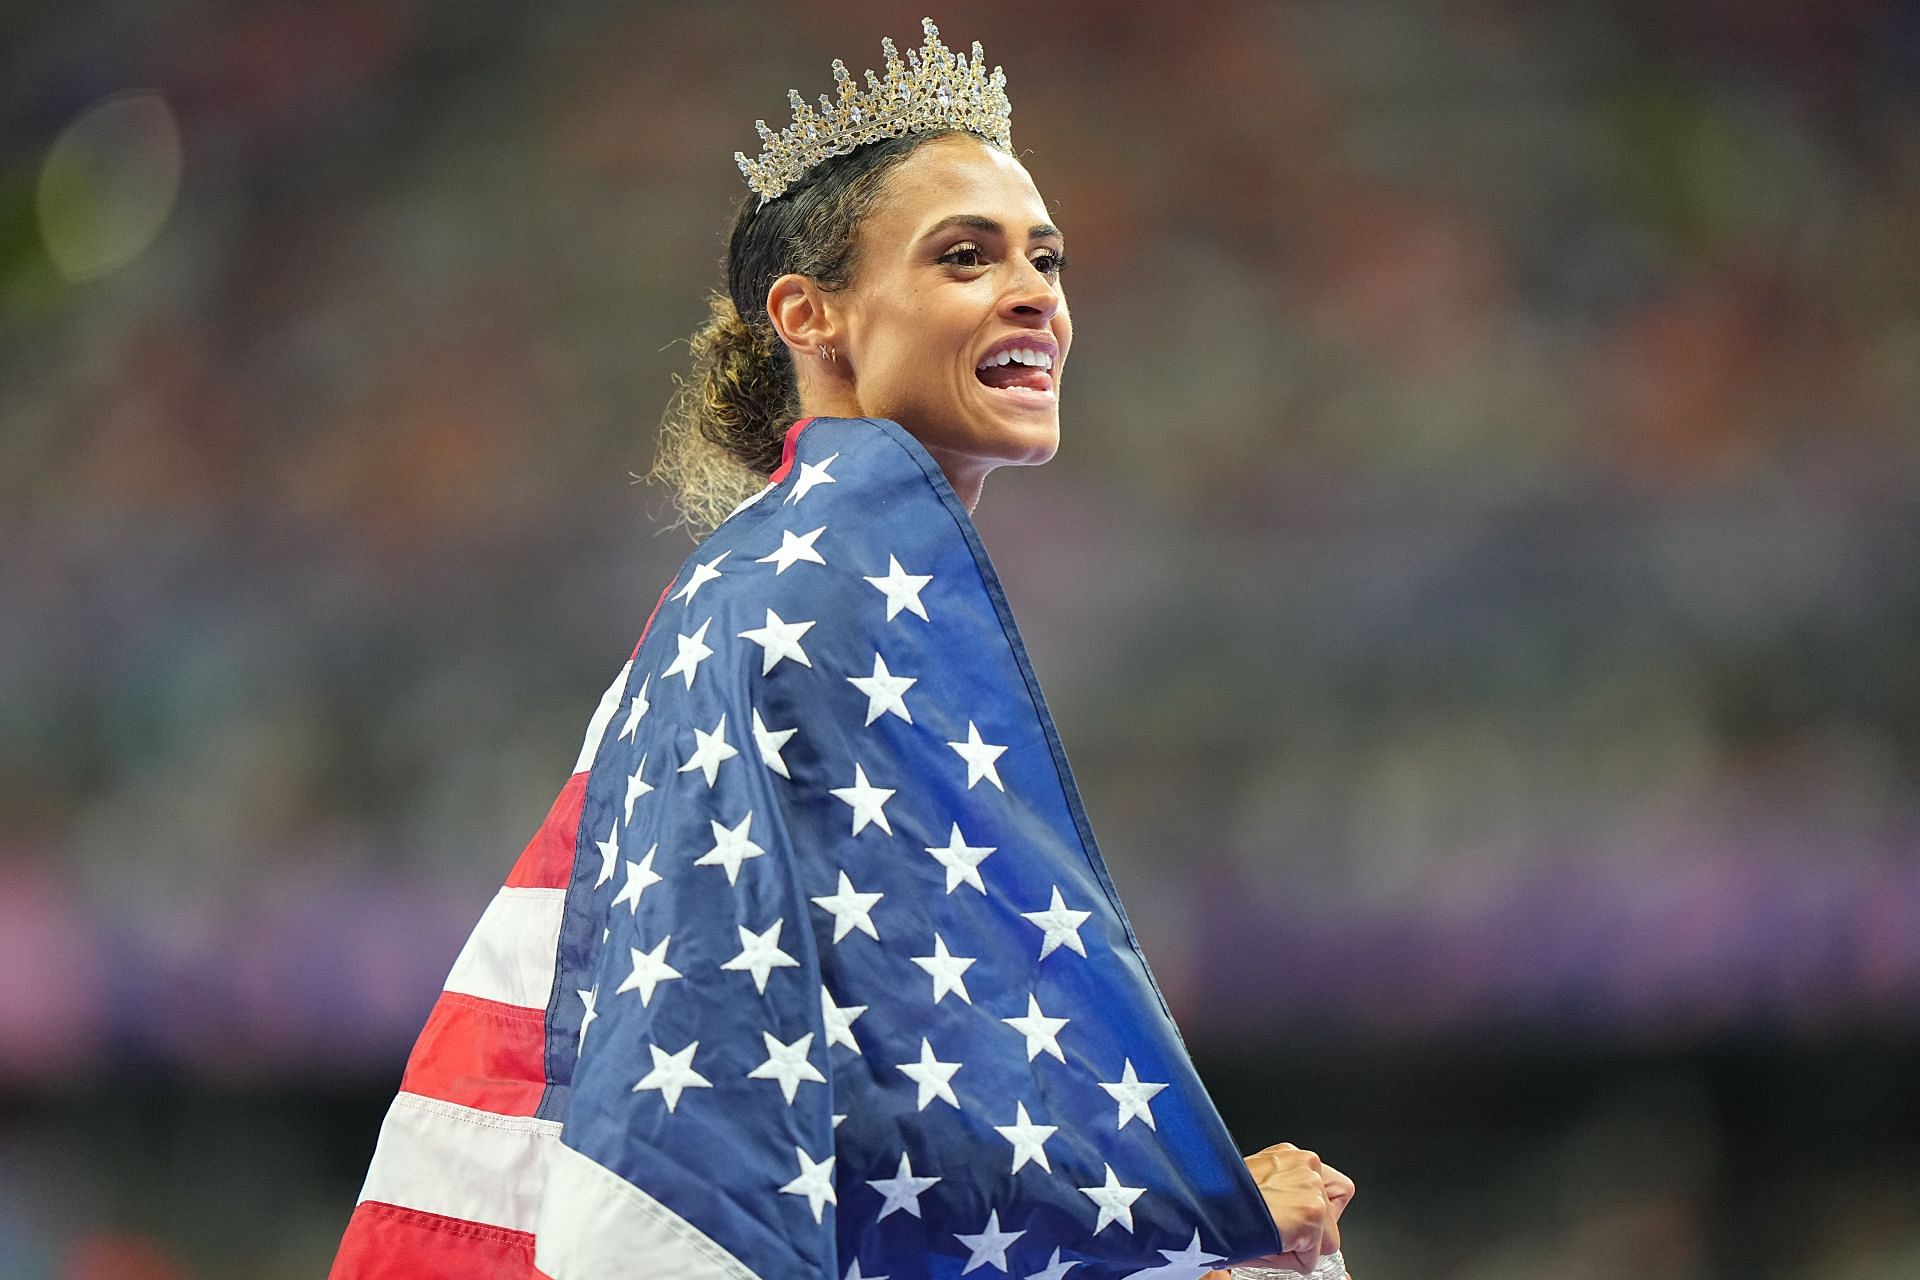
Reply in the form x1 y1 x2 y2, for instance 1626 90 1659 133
331 19 1351 1280
652 126 1072 527
757 139 1071 512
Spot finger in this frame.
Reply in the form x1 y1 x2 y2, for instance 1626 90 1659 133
1244 1144 1289 1176
1250 1141 1303 1165
1297 1200 1338 1260
1320 1162 1356 1216
1286 1213 1325 1271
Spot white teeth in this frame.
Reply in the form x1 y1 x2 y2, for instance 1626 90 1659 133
977 347 1055 370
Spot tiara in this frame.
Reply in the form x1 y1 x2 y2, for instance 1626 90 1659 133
734 17 1012 205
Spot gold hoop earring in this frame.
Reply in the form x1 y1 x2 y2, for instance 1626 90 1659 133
818 343 837 363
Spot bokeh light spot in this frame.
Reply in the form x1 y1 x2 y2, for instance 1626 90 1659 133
35 90 183 283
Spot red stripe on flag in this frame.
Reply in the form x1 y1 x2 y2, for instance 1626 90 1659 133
329 1200 539 1279
400 992 547 1117
767 415 818 485
630 580 674 660
504 773 587 891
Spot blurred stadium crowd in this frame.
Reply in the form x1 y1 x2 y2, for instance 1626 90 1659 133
2 1 1918 1276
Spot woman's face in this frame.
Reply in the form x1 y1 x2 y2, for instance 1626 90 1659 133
829 134 1072 504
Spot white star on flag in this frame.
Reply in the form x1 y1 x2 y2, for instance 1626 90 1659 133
747 1030 826 1103
820 985 867 1053
610 844 663 915
614 936 682 1006
694 811 766 885
1002 994 1069 1062
867 1150 941 1220
847 652 916 725
618 674 651 741
1118 1231 1226 1280
993 1101 1058 1174
622 751 653 822
910 933 976 1005
1099 1058 1169 1131
896 1037 962 1110
593 822 619 888
1078 1163 1146 1234
738 607 816 674
677 712 739 787
575 985 597 1055
955 1209 1025 1274
1026 1248 1083 1280
785 451 839 504
757 525 828 574
720 918 799 993
662 619 714 690
751 708 797 778
671 549 729 604
1021 886 1092 959
844 1262 888 1280
948 720 1008 791
778 1146 836 1223
924 823 996 895
864 554 932 622
631 1040 712 1112
810 870 883 943
830 762 895 836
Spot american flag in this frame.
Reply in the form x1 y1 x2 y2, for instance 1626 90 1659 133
330 416 1281 1279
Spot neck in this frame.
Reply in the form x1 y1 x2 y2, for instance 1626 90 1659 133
921 447 987 512
799 391 987 513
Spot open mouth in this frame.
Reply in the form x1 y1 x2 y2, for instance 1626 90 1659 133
975 345 1055 398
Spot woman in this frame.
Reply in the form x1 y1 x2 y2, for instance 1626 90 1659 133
331 21 1353 1280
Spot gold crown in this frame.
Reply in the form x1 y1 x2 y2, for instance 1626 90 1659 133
734 17 1012 205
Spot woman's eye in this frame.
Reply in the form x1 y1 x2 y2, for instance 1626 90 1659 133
938 243 1068 276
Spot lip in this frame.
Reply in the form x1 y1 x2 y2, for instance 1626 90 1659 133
974 382 1057 411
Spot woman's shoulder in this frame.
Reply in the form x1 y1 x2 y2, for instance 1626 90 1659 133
683 417 962 584
648 416 971 645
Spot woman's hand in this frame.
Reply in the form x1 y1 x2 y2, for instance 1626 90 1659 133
1218 1141 1356 1275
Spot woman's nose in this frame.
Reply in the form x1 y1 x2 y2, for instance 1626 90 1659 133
1002 264 1060 319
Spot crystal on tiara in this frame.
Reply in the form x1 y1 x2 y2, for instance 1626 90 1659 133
734 17 1013 205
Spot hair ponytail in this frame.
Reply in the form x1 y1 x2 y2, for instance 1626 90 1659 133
649 289 797 534
649 128 977 536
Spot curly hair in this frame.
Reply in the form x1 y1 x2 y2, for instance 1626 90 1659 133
648 129 977 534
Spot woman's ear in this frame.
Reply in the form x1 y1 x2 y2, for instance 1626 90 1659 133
766 274 840 359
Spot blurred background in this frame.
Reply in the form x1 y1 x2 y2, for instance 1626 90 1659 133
3 0 1919 1275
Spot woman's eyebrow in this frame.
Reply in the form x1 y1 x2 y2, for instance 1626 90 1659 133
918 213 1066 243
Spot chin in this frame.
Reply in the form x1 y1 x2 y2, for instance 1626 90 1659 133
1015 428 1061 467
976 415 1060 467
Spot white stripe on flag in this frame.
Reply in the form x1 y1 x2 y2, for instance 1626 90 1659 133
442 886 566 1009
357 1091 562 1231
535 1140 758 1280
724 481 776 523
573 658 633 774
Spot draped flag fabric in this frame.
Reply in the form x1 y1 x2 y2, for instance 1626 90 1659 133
330 416 1283 1280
